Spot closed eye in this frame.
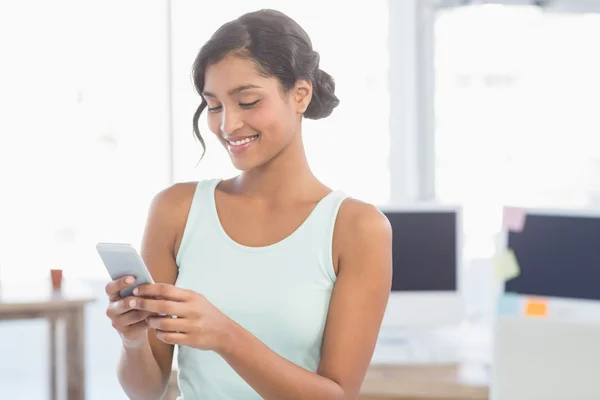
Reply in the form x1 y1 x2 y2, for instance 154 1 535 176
240 100 260 109
206 100 259 113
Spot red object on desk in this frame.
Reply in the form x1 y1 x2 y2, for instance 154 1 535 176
51 269 63 291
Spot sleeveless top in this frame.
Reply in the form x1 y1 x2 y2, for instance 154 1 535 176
174 178 347 399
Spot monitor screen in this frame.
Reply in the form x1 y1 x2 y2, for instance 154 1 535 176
384 210 457 292
505 212 600 301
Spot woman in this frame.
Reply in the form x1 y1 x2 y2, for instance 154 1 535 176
105 9 392 400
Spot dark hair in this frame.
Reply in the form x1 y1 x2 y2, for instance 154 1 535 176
191 9 340 157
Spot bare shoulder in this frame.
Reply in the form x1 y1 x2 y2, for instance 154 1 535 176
336 198 392 244
150 181 198 216
334 198 393 273
144 181 199 253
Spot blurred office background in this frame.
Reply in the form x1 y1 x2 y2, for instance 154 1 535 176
1 0 600 399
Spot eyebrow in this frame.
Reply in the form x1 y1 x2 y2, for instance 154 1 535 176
202 84 263 98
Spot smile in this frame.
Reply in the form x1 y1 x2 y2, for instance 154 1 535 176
225 134 259 146
224 134 259 154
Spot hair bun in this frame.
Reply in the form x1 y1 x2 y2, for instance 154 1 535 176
304 69 340 120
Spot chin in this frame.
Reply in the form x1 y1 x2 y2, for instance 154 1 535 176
233 158 276 172
224 138 286 171
229 155 265 171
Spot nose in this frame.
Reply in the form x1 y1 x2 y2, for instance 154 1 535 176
220 108 244 136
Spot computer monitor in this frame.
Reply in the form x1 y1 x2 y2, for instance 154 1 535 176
379 204 464 328
505 208 600 312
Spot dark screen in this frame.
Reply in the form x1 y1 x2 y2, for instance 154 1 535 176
384 211 457 292
506 213 600 301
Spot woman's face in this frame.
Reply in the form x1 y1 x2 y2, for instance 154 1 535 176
202 54 312 171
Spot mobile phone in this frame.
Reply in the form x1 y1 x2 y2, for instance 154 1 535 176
96 242 155 298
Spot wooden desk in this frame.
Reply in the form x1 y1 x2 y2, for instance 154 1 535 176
0 282 96 400
360 364 489 400
166 363 489 400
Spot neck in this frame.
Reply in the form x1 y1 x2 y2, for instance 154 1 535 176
234 133 319 201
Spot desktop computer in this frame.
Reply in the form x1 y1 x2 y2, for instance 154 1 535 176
492 208 600 399
372 204 466 365
380 204 465 328
503 207 600 318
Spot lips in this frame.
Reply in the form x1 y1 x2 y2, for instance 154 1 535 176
224 134 259 154
224 134 259 146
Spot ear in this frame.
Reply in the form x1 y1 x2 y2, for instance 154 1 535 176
292 79 312 115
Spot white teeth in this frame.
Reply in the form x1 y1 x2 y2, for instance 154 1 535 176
229 135 258 146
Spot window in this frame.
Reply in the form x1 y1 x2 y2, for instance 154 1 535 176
434 5 600 260
0 1 170 280
170 1 391 205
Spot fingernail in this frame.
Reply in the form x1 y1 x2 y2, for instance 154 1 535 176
129 299 136 307
126 276 134 284
133 288 139 295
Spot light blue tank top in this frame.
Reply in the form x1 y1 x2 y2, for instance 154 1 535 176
174 179 347 399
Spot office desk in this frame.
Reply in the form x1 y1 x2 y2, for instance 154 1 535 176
0 282 96 400
360 364 489 400
166 363 489 400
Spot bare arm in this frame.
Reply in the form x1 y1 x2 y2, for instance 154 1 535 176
217 200 393 399
117 183 196 399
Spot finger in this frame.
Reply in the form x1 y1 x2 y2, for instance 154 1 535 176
122 310 153 327
155 330 188 345
105 276 136 300
130 298 183 316
107 296 141 317
146 316 188 332
133 283 191 302
112 310 152 329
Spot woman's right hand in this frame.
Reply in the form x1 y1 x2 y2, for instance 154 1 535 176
105 276 153 348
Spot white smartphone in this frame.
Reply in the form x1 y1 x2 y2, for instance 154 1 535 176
96 242 155 298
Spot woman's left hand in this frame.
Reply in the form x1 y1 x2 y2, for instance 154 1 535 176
130 283 234 353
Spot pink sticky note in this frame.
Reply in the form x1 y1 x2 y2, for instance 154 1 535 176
502 206 526 232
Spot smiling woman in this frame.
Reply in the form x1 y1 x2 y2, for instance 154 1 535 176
104 8 392 400
191 11 339 171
